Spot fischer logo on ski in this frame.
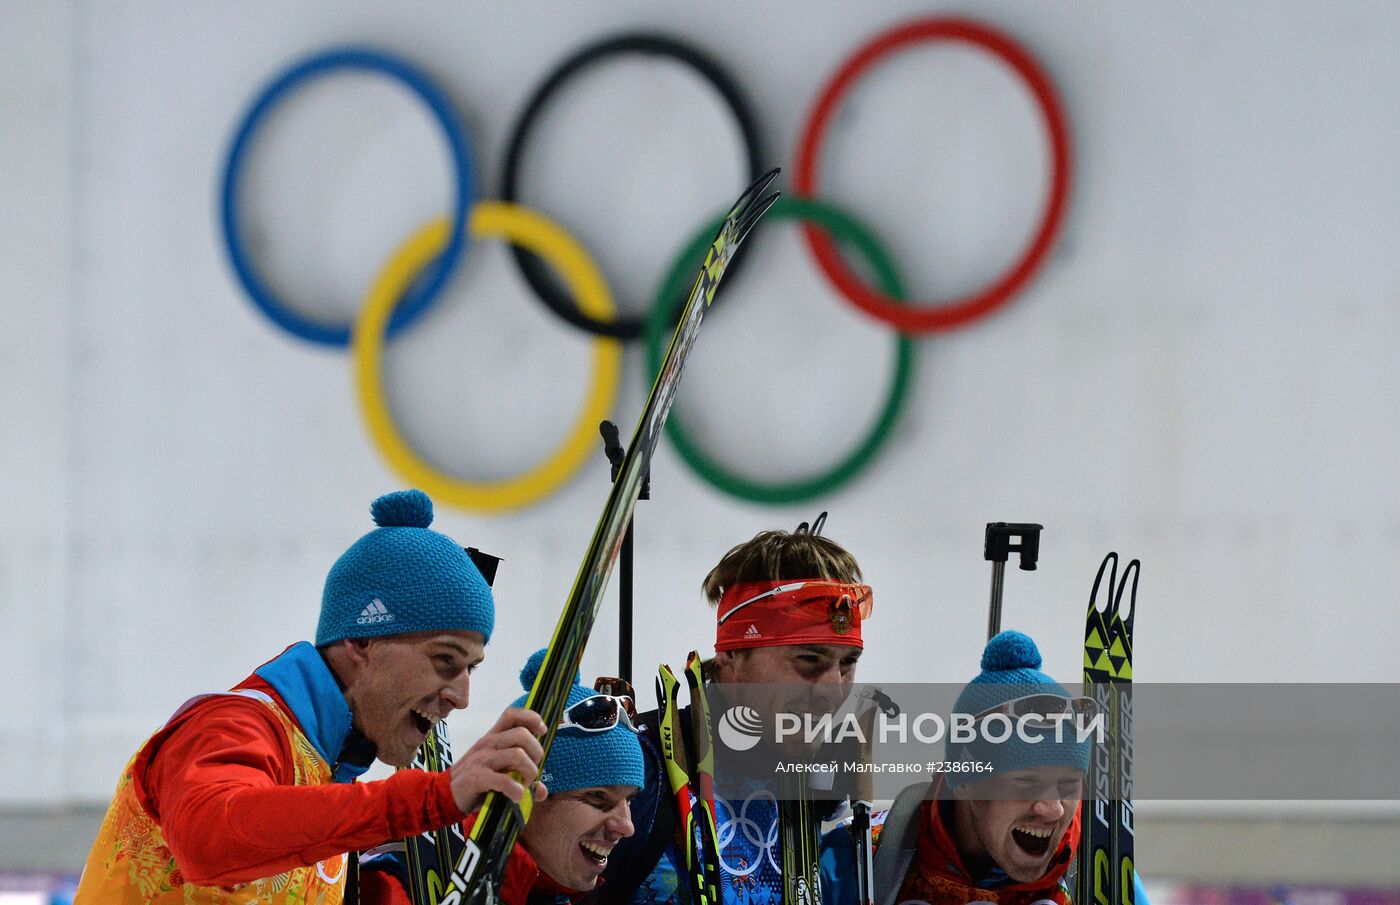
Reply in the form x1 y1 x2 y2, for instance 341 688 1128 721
1076 553 1139 905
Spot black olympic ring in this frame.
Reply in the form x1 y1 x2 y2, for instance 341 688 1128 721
500 32 766 340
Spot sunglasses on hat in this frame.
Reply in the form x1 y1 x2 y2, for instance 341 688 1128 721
972 693 1098 728
557 694 637 734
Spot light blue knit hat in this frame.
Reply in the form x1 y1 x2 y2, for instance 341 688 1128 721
316 490 494 646
946 630 1091 788
513 649 644 794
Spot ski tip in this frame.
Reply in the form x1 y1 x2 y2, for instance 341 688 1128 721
1115 558 1140 625
733 190 780 246
1088 551 1119 615
725 167 782 223
744 166 781 200
750 166 781 199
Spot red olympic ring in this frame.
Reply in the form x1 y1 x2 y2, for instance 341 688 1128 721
794 16 1072 333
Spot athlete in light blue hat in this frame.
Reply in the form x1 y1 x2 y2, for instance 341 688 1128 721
75 489 547 905
822 630 1149 905
365 648 644 904
515 649 645 893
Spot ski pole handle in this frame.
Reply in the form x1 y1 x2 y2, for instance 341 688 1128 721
599 420 624 478
983 522 1043 639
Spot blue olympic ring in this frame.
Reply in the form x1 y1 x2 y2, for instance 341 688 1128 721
219 46 476 347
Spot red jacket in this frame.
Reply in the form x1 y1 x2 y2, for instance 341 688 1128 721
132 645 463 888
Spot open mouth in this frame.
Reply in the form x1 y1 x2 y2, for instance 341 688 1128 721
410 708 434 736
1011 825 1053 858
579 840 611 869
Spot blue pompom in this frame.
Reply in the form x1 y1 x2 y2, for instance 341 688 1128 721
519 647 583 692
371 489 434 529
981 630 1043 671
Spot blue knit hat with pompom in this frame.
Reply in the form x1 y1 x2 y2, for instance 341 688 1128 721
316 490 494 646
946 630 1091 788
512 649 644 795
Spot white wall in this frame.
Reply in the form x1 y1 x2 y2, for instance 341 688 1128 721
4 0 1400 817
1 0 75 808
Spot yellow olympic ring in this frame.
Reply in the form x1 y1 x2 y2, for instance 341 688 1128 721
353 202 622 513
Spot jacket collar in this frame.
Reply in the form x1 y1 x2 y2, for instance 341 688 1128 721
255 641 371 783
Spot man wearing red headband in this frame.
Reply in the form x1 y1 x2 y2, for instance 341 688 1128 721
589 517 871 905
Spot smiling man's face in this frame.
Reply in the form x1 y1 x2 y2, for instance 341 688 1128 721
953 766 1083 883
342 630 484 767
520 785 637 890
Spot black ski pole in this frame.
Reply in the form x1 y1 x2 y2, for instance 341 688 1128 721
852 687 898 905
983 522 1042 639
601 420 648 686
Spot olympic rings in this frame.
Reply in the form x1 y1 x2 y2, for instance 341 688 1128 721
222 17 1072 511
645 197 915 505
501 33 765 340
221 46 476 347
715 790 782 877
353 202 622 513
794 17 1071 333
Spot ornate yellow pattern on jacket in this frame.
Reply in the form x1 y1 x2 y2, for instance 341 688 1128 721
74 691 348 905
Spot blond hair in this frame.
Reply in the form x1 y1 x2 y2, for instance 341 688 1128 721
702 523 862 606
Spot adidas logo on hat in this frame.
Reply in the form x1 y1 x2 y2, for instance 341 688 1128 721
745 624 761 638
356 598 395 625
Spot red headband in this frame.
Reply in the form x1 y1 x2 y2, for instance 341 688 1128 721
715 579 872 652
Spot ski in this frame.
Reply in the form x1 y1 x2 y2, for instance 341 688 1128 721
1076 553 1138 905
404 720 469 904
684 652 722 905
446 169 781 905
1079 553 1116 905
655 654 722 905
658 663 711 905
778 776 821 905
1112 561 1138 905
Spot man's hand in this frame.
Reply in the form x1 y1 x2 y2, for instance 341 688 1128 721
449 707 549 815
